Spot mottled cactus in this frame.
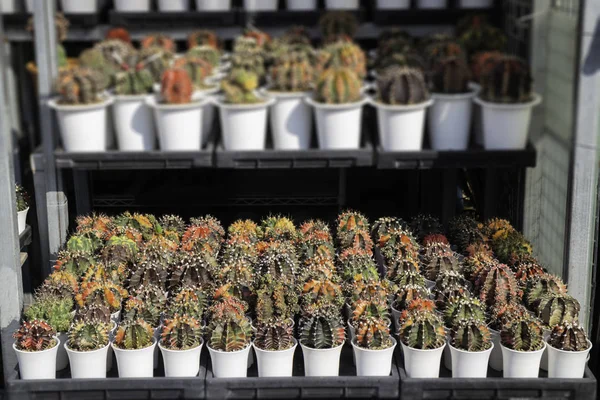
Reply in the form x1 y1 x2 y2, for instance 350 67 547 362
231 51 266 82
187 45 221 69
123 295 162 327
141 34 176 52
188 30 219 50
38 270 79 299
270 51 314 92
320 41 366 79
392 284 430 311
500 316 544 352
299 304 345 349
435 270 468 293
421 245 461 281
221 69 261 104
77 281 128 313
536 293 580 328
169 252 216 291
66 234 101 255
228 219 260 244
470 51 503 84
347 275 392 307
377 227 420 268
450 319 492 352
244 28 271 47
15 184 28 212
233 37 260 53
114 60 154 96
371 217 406 241
161 68 193 104
260 216 297 243
80 39 134 83
337 247 378 282
443 296 486 328
161 315 203 350
489 302 528 331
319 11 358 42
298 224 335 262
448 214 487 255
255 276 299 324
398 310 445 350
74 304 111 324
67 320 110 351
514 261 545 287
352 298 390 326
114 319 155 350
525 273 568 310
491 229 533 266
102 234 139 274
159 215 186 241
386 255 420 282
13 320 56 351
315 66 361 104
548 323 589 352
173 56 213 90
138 46 173 83
76 213 113 240
477 263 518 309
463 247 496 284
433 283 470 310
24 295 74 334
216 241 256 290
207 311 253 352
354 317 393 350
337 211 371 246
300 269 344 310
430 56 471 94
254 320 295 351
167 286 208 320
480 56 533 104
128 258 169 291
409 214 443 243
181 216 225 256
53 249 97 277
256 240 299 283
55 68 106 105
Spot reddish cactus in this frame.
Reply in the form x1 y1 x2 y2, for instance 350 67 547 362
161 69 193 105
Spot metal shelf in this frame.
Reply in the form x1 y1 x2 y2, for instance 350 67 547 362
109 10 237 29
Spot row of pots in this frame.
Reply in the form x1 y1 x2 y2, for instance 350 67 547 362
0 0 495 14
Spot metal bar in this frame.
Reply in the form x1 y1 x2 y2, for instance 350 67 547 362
73 170 92 216
441 169 457 229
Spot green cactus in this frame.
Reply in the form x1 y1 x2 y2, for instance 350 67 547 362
80 39 134 84
216 240 256 290
299 304 346 349
24 295 74 334
169 252 216 291
67 320 110 351
315 66 361 104
424 40 466 69
319 11 358 42
489 302 528 331
254 319 295 351
230 51 266 82
433 283 470 310
102 234 139 272
257 240 299 283
173 55 213 91
269 51 314 92
351 298 390 326
221 69 262 104
255 276 299 324
138 46 173 83
409 214 443 243
354 317 393 350
490 229 533 266
233 37 260 53
421 244 461 281
548 323 589 352
447 214 487 255
377 226 420 268
347 275 392 308
113 319 155 350
430 56 471 94
54 249 98 277
371 217 407 240
298 229 335 263
525 273 568 310
477 263 519 309
480 56 533 104
435 270 468 292
15 184 28 212
398 310 446 350
74 304 112 325
114 65 154 96
500 316 544 352
167 286 208 320
207 303 253 352
188 30 219 50
450 319 492 352
443 296 487 327
160 315 204 350
457 15 507 57
76 281 128 313
319 41 366 79
188 45 221 68
260 215 297 243
13 320 56 352
536 293 580 328
123 294 163 327
228 220 261 244
337 247 378 282
75 213 113 240
66 233 102 255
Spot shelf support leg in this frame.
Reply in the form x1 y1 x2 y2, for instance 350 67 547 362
73 170 92 216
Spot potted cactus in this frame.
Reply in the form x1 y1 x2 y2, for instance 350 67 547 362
114 0 151 11
398 310 446 378
475 55 541 149
215 69 275 151
350 317 397 376
61 0 97 13
196 0 232 11
546 323 592 378
448 318 493 378
244 0 278 11
158 0 189 11
16 184 29 234
306 66 367 150
13 320 59 380
147 68 209 151
112 319 157 377
325 0 359 10
417 0 447 8
288 0 316 10
371 66 432 151
500 316 546 377
159 315 204 377
299 304 346 377
49 68 112 152
265 50 315 150
252 319 297 377
76 281 128 322
65 320 111 378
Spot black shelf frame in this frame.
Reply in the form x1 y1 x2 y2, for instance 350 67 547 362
108 10 238 29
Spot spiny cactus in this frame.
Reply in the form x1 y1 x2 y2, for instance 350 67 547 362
221 69 262 104
188 30 219 50
435 270 468 292
491 229 533 266
254 320 295 351
67 320 110 351
409 214 443 243
299 304 345 349
354 317 393 350
101 235 138 277
337 210 371 245
230 51 266 82
181 216 225 257
371 217 407 241
114 319 155 350
53 249 98 277
433 283 470 310
77 281 128 313
173 56 213 91
161 68 193 105
424 40 466 69
376 66 429 105
105 27 131 44
374 51 426 73
337 247 378 282
377 226 419 266
75 213 113 240
514 261 545 287
450 319 492 352
159 215 186 241
188 45 221 68
319 11 358 42
489 302 528 331
421 245 461 281
169 252 216 291
256 240 299 283
141 34 176 52
536 293 580 328
457 15 507 57
207 311 253 352
259 216 296 243
477 263 518 309
216 241 256 290
351 298 390 325
470 51 503 84
74 304 112 325
480 56 533 104
24 295 74 334
398 310 445 350
255 276 299 324
386 254 420 282
548 323 589 352
38 270 79 299
319 41 366 79
315 66 362 104
299 269 344 310
167 286 208 320
15 184 28 212
233 37 260 53
298 227 335 262
463 247 496 284
114 58 154 96
244 28 271 47
430 56 471 94
303 254 337 277
269 51 314 92
448 214 487 255
13 320 56 351
123 295 162 327
347 275 392 308
524 273 568 310
138 46 173 83
66 234 102 255
500 316 544 352
392 284 430 311
78 39 133 86
55 68 106 105
228 220 261 244
128 259 169 291
443 296 487 328
161 315 203 350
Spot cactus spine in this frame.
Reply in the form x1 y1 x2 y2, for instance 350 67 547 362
299 304 345 349
398 310 445 350
548 323 589 352
450 319 492 352
254 320 295 351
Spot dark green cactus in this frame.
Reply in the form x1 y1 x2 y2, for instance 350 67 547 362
354 317 393 350
525 273 568 310
207 301 253 352
351 298 390 326
169 252 216 291
123 294 162 328
299 304 346 349
167 286 208 320
536 293 580 328
74 304 112 325
254 319 295 351
160 315 204 350
66 234 102 254
491 229 533 266
450 318 492 352
114 65 154 96
500 316 544 352
443 296 487 327
457 15 507 56
421 244 461 281
256 240 299 283
409 214 443 243
187 30 219 50
13 320 56 352
67 320 110 351
447 214 487 255
337 247 378 282
113 319 155 350
24 294 74 334
374 51 426 73
479 56 533 104
216 240 256 290
430 56 471 94
548 323 589 352
398 310 446 350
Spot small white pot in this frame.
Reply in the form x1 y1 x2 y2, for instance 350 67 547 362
113 94 156 151
194 87 220 146
489 328 502 371
65 342 109 379
159 339 203 378
244 0 277 11
56 332 69 371
428 90 477 151
267 90 312 150
547 340 592 379
1 0 16 13
325 0 358 9
112 338 157 378
61 0 97 13
351 337 397 377
475 94 542 150
401 341 445 378
287 0 316 10
300 341 344 377
14 338 59 380
377 0 410 9
372 98 433 151
416 0 447 8
196 0 232 10
253 338 297 377
501 342 545 378
306 96 368 150
459 0 493 7
147 96 208 151
114 0 150 11
158 0 189 11
208 344 251 378
215 96 275 151
449 342 493 378
50 97 113 153
17 208 28 235
540 328 550 371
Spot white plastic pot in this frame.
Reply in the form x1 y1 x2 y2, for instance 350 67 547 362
244 0 277 11
65 342 109 379
306 96 368 150
147 96 208 151
195 87 220 146
14 337 59 380
287 0 316 10
325 0 358 9
56 332 69 371
253 338 297 377
1 0 16 13
372 99 433 151
196 0 232 10
159 339 203 377
401 341 445 378
25 0 33 13
547 340 592 379
208 344 251 378
449 342 493 378
428 91 477 151
459 0 493 7
50 97 113 153
416 0 447 8
215 96 275 151
376 0 410 9
489 328 502 371
352 337 397 377
501 342 545 378
475 94 542 150
114 0 150 11
112 338 157 378
267 90 312 150
300 342 344 377
158 0 189 11
113 94 156 151
17 208 28 235
61 0 97 13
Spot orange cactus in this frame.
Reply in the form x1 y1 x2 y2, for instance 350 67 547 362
161 69 193 104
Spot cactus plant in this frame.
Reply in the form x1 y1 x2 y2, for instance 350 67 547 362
536 293 580 328
76 213 113 240
228 220 261 244
424 40 466 69
470 51 503 84
450 318 492 352
430 56 471 94
114 52 155 96
433 283 470 310
374 51 426 74
256 240 299 283
66 233 102 255
161 315 204 350
160 68 193 105
319 41 366 79
347 275 392 308
477 262 519 309
371 217 407 241
299 304 345 349
138 46 173 83
187 45 221 68
55 68 107 105
244 28 271 47
123 295 163 327
26 12 69 66
315 66 362 104
128 258 169 291
188 30 219 50
141 34 176 52
74 304 112 324
337 211 370 245
435 270 468 293
76 281 128 313
489 302 528 332
159 214 186 241
448 214 487 255
299 269 344 310
207 305 253 352
463 247 496 283
38 270 79 299
221 69 262 104
254 319 295 351
421 245 461 281
230 51 266 82
351 298 390 326
398 310 445 350
298 224 335 262
319 11 358 42
269 51 314 93
216 240 256 290
548 323 590 352
181 216 225 256
173 56 214 91
260 216 297 242
167 286 208 320
53 249 98 277
409 214 443 243
354 317 393 350
392 284 430 312
13 320 56 351
169 252 216 291
479 56 533 104
490 229 533 265
337 247 378 282
377 226 419 267
113 319 155 350
457 15 507 57
514 261 545 287
67 320 110 351
24 295 74 334
233 37 260 54
524 273 568 310
443 296 487 327
255 275 299 324
500 316 544 352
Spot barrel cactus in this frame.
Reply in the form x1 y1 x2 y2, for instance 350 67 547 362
319 41 366 79
256 240 298 283
548 323 589 352
477 263 519 309
447 214 487 255
221 69 261 104
188 30 219 50
113 319 155 350
337 247 378 281
392 284 430 311
13 320 56 351
443 296 487 327
74 304 112 324
207 309 253 352
161 68 193 105
67 320 110 351
315 67 361 104
228 219 261 244
55 68 106 105
269 51 314 93
173 56 213 91
479 56 533 104
299 304 345 349
376 66 429 105
422 245 461 281
168 252 216 291
299 269 344 310
167 286 208 320
354 317 393 350
76 281 128 313
398 310 445 350
187 45 221 69
500 316 544 352
524 273 568 310
536 293 580 327
260 215 297 243
160 315 204 350
255 275 299 324
450 318 492 352
253 319 295 351
430 56 471 94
